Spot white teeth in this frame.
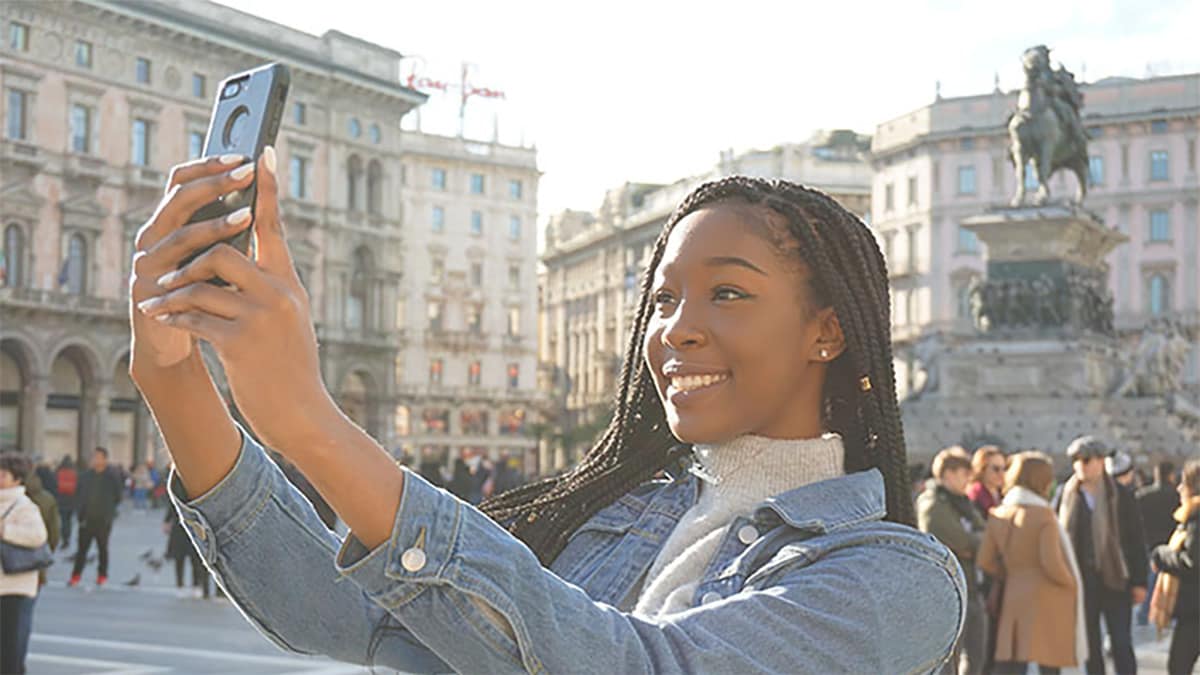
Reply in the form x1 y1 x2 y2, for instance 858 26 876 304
669 373 729 392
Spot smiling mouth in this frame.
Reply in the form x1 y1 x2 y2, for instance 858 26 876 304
668 373 731 393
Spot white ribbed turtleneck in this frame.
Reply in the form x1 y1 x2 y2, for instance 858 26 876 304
632 433 844 618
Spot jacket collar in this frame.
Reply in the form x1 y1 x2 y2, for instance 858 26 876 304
750 468 887 534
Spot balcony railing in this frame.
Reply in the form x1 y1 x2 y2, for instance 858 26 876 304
425 328 488 352
0 286 127 317
125 164 164 191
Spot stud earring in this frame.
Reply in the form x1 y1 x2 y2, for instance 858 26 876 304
819 348 830 359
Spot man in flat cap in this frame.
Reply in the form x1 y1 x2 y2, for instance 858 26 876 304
1053 436 1148 674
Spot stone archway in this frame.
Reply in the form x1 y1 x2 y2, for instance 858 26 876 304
0 337 39 452
46 349 87 461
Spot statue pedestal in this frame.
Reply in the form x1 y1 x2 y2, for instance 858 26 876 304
900 205 1193 464
960 206 1128 338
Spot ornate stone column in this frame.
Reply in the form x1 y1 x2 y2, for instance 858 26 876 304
81 377 113 456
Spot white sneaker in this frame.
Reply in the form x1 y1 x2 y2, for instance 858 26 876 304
191 588 204 599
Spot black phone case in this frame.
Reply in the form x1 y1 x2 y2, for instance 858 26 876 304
181 62 290 285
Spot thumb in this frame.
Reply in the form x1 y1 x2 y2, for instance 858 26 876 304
252 145 296 279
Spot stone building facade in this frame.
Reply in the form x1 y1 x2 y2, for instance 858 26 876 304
538 132 872 469
0 0 542 472
869 73 1200 403
393 130 542 476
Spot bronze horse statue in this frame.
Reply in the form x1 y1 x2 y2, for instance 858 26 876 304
1008 45 1090 206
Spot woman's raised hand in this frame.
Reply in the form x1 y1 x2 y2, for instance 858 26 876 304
132 147 342 452
129 153 254 373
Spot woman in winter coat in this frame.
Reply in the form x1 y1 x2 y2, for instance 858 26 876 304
978 451 1086 674
1150 458 1199 675
1 452 50 674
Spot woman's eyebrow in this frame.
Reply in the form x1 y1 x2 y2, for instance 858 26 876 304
704 256 768 276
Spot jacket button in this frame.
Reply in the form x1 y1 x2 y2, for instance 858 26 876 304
401 547 427 572
737 524 759 545
700 591 722 605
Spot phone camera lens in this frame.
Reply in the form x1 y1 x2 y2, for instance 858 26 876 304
222 81 241 99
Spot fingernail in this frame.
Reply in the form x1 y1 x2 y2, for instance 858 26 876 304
156 271 181 287
154 314 172 323
226 207 252 226
263 146 277 176
137 297 163 313
217 154 244 165
230 163 254 180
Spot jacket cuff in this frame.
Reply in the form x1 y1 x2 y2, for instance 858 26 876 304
334 468 462 606
166 424 274 562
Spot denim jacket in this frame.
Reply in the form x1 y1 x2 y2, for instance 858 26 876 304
169 426 965 674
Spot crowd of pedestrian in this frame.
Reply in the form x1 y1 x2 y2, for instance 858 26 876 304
412 447 528 505
915 435 1198 675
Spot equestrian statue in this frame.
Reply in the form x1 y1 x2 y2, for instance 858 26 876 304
1008 45 1090 206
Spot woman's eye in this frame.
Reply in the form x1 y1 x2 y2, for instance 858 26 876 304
713 287 746 301
653 291 677 306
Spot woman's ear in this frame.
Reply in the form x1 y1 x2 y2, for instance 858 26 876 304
812 307 846 362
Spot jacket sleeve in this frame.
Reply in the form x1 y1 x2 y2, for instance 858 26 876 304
1153 521 1197 580
977 516 1003 579
1037 517 1075 587
1118 485 1148 585
168 425 453 673
43 499 61 551
1 499 49 548
335 467 965 675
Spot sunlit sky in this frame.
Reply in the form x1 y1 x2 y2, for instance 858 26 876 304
221 0 1198 221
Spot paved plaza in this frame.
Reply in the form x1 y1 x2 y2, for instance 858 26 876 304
31 503 366 674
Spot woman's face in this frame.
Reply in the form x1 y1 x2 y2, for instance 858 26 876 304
0 469 17 489
643 204 843 444
983 456 1006 490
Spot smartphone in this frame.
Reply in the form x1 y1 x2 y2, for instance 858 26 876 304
181 62 290 285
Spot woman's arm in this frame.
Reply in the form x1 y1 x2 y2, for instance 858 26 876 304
167 423 451 672
976 517 1002 579
1152 522 1197 579
1 500 48 548
1037 518 1075 587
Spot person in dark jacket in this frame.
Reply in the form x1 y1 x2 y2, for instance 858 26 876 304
21 471 60 588
1053 436 1148 675
68 447 124 587
918 446 987 675
163 501 209 598
1150 459 1199 675
33 457 56 498
1137 461 1179 626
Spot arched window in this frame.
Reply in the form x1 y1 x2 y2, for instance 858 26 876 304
65 233 87 295
367 159 383 215
1148 274 1169 316
346 247 373 330
3 224 24 287
347 155 363 211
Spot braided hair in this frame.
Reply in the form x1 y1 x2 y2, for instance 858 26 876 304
482 176 912 565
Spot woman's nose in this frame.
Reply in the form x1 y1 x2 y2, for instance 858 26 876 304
661 300 706 350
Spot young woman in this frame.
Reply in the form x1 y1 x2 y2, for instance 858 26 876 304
1150 459 1199 675
128 150 965 673
1 453 50 675
967 445 1005 517
978 452 1085 674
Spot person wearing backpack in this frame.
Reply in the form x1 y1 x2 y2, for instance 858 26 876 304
55 457 79 549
